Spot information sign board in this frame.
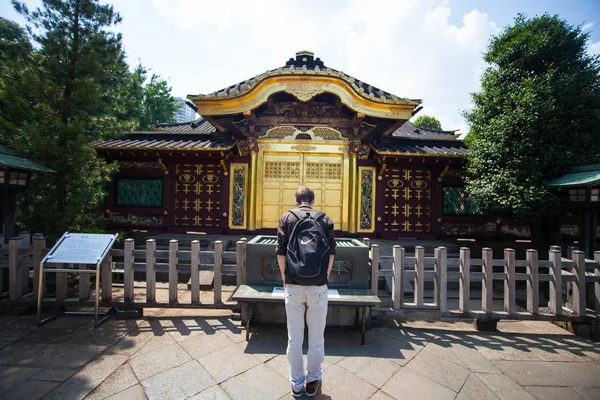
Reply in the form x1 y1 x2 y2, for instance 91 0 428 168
46 233 116 264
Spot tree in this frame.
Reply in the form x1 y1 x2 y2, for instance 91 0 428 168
412 115 443 130
122 63 177 130
464 13 600 249
0 0 133 241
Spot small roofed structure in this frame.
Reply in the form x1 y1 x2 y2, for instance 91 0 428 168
0 147 54 242
549 164 600 257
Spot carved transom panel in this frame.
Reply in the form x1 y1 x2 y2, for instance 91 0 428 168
306 162 342 180
264 162 301 179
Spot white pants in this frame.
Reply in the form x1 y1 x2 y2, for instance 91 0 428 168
285 284 328 390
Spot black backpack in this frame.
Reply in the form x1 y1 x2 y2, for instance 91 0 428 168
286 209 331 285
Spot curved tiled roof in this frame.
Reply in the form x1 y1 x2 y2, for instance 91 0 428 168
154 117 216 133
191 51 420 106
372 140 467 157
392 121 459 140
93 133 235 151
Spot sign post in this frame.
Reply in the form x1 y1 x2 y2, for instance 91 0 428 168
36 232 119 327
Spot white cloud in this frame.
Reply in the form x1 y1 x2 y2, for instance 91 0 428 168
589 40 600 56
148 0 500 132
583 22 594 31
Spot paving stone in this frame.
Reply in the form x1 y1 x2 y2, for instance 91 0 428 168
360 333 425 367
524 386 585 400
188 385 231 399
337 351 400 388
383 327 436 347
44 355 128 400
30 368 77 382
198 343 261 383
266 354 291 380
166 318 213 342
0 318 38 342
381 368 456 400
0 342 11 350
573 387 600 400
0 343 105 368
0 315 16 327
179 331 236 360
475 373 535 400
405 349 470 392
206 318 246 343
369 391 395 400
129 332 176 358
221 363 290 400
86 363 139 400
239 329 287 362
0 366 42 395
455 374 499 400
141 360 215 400
65 319 137 347
0 378 58 400
420 338 469 369
494 361 600 388
104 384 147 400
315 364 377 400
103 324 155 357
442 342 502 374
129 343 191 381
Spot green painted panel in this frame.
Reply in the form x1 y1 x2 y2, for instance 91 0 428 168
116 179 163 207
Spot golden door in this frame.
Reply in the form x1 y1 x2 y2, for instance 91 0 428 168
260 152 344 228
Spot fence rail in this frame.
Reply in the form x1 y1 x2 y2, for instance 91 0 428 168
2 234 599 323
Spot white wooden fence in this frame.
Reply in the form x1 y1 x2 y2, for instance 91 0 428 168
2 234 599 321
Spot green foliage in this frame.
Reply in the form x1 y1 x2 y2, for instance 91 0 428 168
122 63 177 130
0 0 132 241
412 115 443 130
464 13 600 220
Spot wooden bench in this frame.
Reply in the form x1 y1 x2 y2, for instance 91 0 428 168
232 284 381 344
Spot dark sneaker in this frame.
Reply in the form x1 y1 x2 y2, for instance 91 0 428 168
291 385 303 398
305 380 321 396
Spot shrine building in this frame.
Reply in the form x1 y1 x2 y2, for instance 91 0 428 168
95 51 476 239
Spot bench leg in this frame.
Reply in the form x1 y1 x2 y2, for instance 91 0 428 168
244 303 254 341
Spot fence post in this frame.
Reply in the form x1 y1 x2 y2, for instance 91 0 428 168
415 246 424 306
459 247 470 313
9 237 22 300
371 244 379 293
146 239 156 303
549 249 562 316
102 255 112 302
32 235 45 302
362 238 371 248
124 239 134 303
504 248 516 315
191 240 200 304
571 250 586 316
526 249 539 315
168 240 178 304
482 247 493 313
437 246 448 313
241 238 247 285
392 245 403 310
78 264 90 301
214 240 222 304
19 231 30 248
236 240 244 288
595 251 600 313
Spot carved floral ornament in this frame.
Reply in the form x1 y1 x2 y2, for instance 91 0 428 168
191 76 417 120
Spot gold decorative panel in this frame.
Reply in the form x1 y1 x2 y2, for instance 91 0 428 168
383 168 431 234
260 153 344 229
357 167 376 233
264 161 301 179
306 162 342 180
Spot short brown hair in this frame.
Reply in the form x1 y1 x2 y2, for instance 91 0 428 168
295 186 314 204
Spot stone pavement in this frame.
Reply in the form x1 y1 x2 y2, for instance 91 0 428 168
0 310 599 400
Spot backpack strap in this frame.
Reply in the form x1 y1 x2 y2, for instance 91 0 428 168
313 211 325 221
289 209 305 221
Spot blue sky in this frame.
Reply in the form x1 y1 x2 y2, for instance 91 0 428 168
2 0 599 133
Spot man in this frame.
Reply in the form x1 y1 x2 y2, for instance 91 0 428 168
275 186 336 397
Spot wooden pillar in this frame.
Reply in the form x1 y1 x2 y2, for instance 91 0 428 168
169 240 178 304
123 238 134 303
32 235 45 302
437 246 448 313
482 247 493 313
526 249 539 315
571 250 586 316
549 249 562 316
247 150 258 231
459 247 470 312
214 240 222 304
504 248 516 315
392 245 403 310
191 240 200 303
370 244 379 293
146 239 156 303
348 152 358 234
9 236 22 300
